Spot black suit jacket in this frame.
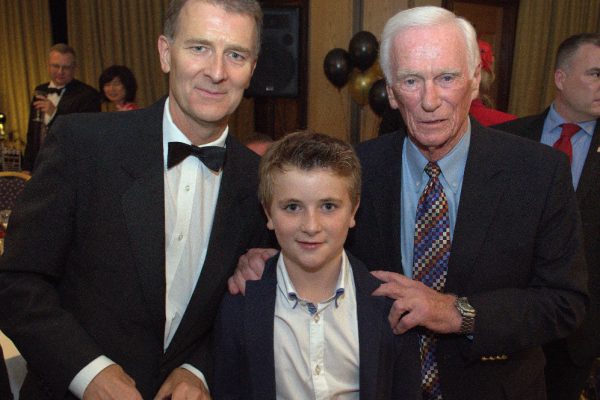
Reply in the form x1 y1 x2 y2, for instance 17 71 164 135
22 79 101 171
494 111 600 365
213 252 421 400
347 119 588 399
0 99 272 399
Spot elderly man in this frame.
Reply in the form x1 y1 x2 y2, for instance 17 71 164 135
494 33 600 400
23 43 100 172
0 0 271 399
231 6 588 400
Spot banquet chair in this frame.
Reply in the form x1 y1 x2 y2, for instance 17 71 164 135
1 147 21 172
0 172 30 210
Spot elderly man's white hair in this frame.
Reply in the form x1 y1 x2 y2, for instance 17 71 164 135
380 6 480 84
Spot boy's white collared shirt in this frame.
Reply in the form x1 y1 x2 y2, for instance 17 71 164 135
274 250 360 400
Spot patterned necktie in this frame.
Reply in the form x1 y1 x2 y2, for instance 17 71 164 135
553 123 580 164
412 162 451 400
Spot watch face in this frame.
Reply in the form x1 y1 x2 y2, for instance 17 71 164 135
456 297 476 334
458 297 475 315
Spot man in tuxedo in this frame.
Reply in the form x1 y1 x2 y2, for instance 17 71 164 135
22 43 100 172
494 33 600 400
0 0 270 399
231 7 588 400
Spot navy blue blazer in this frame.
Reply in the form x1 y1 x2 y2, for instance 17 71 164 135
347 119 588 399
213 252 421 400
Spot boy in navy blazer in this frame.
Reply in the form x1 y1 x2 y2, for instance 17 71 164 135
214 131 421 399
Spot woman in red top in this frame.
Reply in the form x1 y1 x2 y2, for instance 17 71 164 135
469 39 517 126
99 65 140 112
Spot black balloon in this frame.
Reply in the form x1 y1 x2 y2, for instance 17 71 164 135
323 48 352 88
368 79 389 116
349 31 379 71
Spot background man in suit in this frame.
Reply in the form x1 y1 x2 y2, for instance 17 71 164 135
0 0 270 399
494 33 600 400
231 6 588 400
22 43 100 172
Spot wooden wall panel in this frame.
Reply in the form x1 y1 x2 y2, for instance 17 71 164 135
306 0 354 141
360 0 410 142
306 0 442 143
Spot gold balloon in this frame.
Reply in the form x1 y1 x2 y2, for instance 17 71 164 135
348 63 382 105
371 61 383 78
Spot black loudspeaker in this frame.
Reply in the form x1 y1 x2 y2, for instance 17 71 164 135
248 7 299 97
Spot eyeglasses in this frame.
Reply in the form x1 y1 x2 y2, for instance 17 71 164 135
49 63 75 72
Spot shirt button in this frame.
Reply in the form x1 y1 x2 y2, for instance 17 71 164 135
185 185 190 191
314 365 321 375
177 234 184 241
313 314 320 323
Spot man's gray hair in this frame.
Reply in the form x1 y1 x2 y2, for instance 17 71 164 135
380 6 479 84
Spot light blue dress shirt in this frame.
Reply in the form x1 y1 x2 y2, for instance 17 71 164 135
400 125 471 278
541 104 595 189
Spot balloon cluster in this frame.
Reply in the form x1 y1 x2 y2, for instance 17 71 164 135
323 31 389 116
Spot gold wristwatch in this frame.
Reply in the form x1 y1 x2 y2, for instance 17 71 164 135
455 296 476 334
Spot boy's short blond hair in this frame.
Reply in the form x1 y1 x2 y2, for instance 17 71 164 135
259 131 361 208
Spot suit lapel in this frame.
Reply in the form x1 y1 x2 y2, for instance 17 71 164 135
351 254 385 398
575 119 600 203
371 133 405 273
56 81 78 116
445 122 510 292
167 137 257 353
121 100 167 329
522 111 548 142
246 259 278 399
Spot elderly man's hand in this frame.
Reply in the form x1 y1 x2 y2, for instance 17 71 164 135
154 368 210 400
83 364 143 400
371 270 462 335
227 248 278 295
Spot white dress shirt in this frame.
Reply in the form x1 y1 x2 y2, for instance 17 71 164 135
44 82 64 125
162 97 225 348
69 98 224 397
274 251 360 400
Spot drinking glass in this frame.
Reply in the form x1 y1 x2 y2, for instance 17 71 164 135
32 90 48 122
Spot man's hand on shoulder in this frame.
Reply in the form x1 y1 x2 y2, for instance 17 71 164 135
83 364 142 400
227 248 277 295
154 368 210 400
371 270 461 335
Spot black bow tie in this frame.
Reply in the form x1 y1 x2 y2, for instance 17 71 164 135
167 142 226 171
46 87 64 95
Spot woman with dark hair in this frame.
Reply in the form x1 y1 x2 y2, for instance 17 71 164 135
98 65 140 111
